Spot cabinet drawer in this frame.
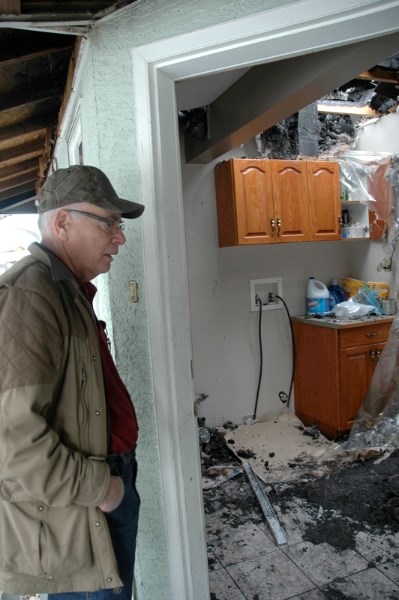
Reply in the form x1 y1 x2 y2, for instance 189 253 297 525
339 322 391 349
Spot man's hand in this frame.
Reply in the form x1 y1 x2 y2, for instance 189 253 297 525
98 475 124 512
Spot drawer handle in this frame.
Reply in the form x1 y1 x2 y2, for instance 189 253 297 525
366 331 380 338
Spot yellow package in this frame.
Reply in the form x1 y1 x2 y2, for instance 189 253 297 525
367 282 390 300
340 277 367 297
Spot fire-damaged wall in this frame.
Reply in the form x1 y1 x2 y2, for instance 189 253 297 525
255 109 356 159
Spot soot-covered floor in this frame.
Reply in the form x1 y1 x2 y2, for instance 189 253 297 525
202 421 399 600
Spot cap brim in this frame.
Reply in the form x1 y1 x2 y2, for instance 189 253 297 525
104 197 145 219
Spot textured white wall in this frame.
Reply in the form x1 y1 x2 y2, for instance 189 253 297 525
356 113 399 155
183 117 398 427
183 150 351 426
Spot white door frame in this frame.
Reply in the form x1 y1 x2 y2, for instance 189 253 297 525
132 1 399 598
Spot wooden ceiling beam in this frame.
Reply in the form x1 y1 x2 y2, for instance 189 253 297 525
58 37 82 133
0 1 21 14
358 67 399 84
0 44 73 67
0 122 49 150
0 72 63 111
0 141 44 168
0 88 59 112
317 101 381 116
0 159 38 183
0 170 37 192
0 180 35 202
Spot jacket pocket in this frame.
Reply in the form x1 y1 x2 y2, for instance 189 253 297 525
0 501 94 578
40 505 94 577
0 501 45 577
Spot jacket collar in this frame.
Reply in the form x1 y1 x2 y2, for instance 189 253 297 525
28 242 78 284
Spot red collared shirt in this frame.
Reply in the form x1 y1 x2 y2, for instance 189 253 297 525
81 282 138 454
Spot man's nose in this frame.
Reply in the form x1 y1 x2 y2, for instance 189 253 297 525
113 229 126 245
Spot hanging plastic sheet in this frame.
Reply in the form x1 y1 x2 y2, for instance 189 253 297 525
345 315 399 450
338 151 393 209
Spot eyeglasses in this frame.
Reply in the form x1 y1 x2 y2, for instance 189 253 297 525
65 209 125 234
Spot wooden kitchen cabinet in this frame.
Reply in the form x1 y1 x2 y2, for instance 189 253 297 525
214 158 341 247
292 317 393 439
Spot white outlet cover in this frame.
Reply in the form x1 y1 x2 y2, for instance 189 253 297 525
250 277 283 311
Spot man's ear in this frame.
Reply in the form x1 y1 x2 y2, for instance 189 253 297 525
54 209 70 241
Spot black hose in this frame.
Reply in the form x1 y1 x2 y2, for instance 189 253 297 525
253 295 263 419
275 294 296 408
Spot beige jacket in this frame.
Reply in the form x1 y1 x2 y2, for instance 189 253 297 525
0 243 122 594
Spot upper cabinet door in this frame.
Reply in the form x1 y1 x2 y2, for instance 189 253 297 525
306 161 341 241
233 159 275 245
271 160 311 242
214 158 344 247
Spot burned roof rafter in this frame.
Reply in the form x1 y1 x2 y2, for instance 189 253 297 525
0 1 139 214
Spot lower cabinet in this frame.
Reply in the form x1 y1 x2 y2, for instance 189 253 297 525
292 318 393 439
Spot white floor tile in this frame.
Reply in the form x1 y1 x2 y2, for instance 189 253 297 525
284 541 368 586
208 567 247 599
321 567 399 598
226 550 315 600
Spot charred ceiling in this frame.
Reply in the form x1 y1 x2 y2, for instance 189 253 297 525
0 1 138 214
181 42 399 164
0 29 75 212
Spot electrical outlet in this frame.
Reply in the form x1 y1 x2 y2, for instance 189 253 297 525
250 277 283 311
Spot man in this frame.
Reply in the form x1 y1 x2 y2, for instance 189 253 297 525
0 166 144 600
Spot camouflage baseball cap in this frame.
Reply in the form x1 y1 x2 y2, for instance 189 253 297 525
35 165 144 219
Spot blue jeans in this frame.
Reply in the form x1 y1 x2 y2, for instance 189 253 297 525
48 450 140 600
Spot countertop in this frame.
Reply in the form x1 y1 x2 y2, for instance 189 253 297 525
292 314 395 329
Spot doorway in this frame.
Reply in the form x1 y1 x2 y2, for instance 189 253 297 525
132 2 399 598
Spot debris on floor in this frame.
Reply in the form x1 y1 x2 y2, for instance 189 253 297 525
217 409 339 484
200 407 399 550
242 460 287 546
202 411 399 599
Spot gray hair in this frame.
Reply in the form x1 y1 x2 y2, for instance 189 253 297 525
37 202 85 239
37 210 54 238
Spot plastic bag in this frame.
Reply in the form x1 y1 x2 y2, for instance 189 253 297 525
331 298 375 318
354 285 383 315
345 317 399 450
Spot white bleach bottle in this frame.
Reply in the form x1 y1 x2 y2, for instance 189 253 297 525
306 277 330 315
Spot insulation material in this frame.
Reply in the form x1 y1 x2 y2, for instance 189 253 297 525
345 315 399 451
222 409 337 484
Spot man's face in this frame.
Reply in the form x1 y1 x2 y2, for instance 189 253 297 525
62 203 126 282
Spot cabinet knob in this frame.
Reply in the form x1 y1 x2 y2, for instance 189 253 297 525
369 349 375 365
277 217 282 237
366 331 380 338
270 218 276 236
